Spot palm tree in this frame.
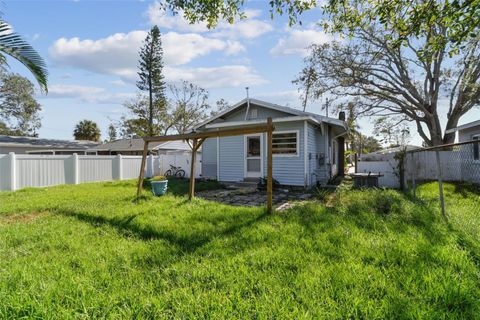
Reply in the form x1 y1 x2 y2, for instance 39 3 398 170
74 120 101 142
0 20 48 92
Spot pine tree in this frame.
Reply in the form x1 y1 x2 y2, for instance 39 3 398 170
137 25 166 137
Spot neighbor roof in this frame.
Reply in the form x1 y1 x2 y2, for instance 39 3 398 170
90 138 193 152
0 135 98 149
195 98 347 130
445 119 480 134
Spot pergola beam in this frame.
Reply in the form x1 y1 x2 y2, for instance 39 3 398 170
136 119 275 213
143 124 273 143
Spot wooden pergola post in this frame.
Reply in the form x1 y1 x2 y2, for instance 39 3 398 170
136 141 149 197
136 120 275 212
188 139 198 200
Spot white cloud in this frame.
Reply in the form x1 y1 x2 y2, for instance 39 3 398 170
47 84 135 104
211 19 273 40
165 65 267 89
163 32 233 65
256 90 303 108
146 2 272 39
109 79 127 86
49 30 244 82
146 2 209 33
49 31 145 81
270 29 332 56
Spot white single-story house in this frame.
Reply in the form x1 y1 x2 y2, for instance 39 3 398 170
445 119 480 160
445 119 480 143
0 135 99 155
90 138 197 156
196 98 348 187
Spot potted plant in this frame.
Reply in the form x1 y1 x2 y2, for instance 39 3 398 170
150 176 168 196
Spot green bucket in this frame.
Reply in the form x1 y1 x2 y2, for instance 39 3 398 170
151 180 168 196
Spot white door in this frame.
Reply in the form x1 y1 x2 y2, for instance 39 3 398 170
245 135 262 178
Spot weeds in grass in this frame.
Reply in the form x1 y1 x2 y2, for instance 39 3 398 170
0 179 479 318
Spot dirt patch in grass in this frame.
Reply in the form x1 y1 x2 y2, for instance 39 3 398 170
0 212 48 225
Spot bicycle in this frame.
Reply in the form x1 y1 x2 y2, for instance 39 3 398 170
164 164 186 178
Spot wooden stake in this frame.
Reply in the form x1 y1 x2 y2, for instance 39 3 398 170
136 141 149 196
188 139 197 200
267 117 273 213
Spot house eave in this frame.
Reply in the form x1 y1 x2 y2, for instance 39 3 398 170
203 116 348 131
445 119 480 134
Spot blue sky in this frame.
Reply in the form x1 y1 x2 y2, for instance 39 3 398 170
2 0 478 145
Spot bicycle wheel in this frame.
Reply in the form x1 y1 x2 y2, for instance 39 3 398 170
164 169 173 177
176 169 186 178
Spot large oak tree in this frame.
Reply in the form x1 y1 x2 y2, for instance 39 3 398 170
296 23 480 146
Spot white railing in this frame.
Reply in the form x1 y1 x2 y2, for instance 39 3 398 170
0 152 202 191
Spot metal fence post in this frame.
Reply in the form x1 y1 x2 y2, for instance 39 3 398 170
435 150 447 221
411 152 416 198
8 152 16 191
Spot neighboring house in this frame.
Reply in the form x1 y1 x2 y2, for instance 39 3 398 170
196 98 348 187
90 138 196 155
445 119 480 160
359 145 421 161
0 135 99 155
445 119 480 143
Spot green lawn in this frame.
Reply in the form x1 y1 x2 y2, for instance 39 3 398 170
0 179 479 319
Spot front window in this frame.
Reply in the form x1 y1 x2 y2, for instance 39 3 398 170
272 131 298 156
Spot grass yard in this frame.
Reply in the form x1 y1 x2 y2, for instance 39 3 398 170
0 178 479 319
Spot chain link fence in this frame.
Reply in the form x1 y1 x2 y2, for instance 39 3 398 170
404 140 480 219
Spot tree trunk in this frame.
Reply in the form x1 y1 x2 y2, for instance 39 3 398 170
443 111 461 145
148 77 153 137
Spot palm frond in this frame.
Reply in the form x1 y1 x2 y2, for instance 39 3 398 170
0 21 48 93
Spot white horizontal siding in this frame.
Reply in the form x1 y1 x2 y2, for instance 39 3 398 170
263 121 305 186
219 136 244 182
201 138 217 179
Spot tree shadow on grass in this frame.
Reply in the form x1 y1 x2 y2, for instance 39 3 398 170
52 206 268 254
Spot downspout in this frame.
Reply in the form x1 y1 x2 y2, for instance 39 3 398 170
244 87 250 121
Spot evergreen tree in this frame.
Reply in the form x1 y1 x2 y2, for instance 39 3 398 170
137 25 166 137
107 123 117 142
0 73 42 137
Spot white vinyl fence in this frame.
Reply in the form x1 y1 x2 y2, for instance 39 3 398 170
0 152 201 191
357 159 400 188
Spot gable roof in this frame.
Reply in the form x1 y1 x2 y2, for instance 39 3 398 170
195 98 346 129
445 119 480 134
0 135 98 149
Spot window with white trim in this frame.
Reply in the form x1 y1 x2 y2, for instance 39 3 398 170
473 135 479 161
272 131 298 156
